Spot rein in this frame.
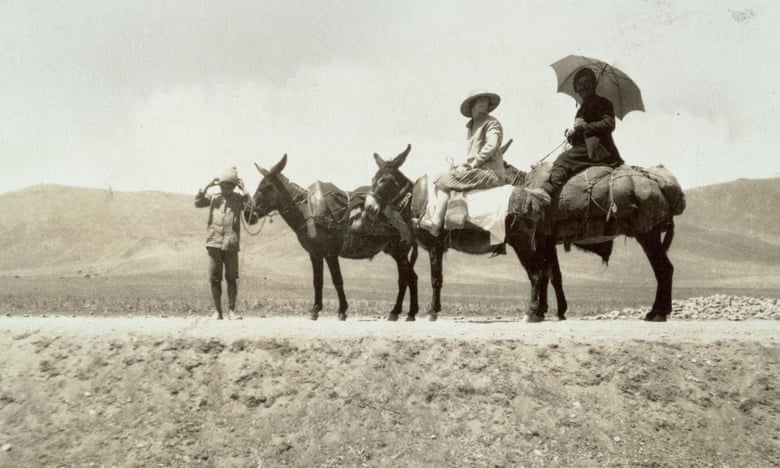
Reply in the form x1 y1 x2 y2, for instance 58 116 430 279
535 138 568 165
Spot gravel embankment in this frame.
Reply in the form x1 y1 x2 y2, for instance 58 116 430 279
586 295 780 321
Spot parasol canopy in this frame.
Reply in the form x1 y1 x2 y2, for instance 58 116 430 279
551 54 645 120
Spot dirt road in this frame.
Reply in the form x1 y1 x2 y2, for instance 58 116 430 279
2 316 779 467
2 315 778 343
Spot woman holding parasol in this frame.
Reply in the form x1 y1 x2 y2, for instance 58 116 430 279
525 55 643 206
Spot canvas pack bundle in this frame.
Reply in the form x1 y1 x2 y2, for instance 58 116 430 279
629 171 670 233
540 163 684 234
639 165 686 216
555 166 614 220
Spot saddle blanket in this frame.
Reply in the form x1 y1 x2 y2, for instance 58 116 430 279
419 179 514 245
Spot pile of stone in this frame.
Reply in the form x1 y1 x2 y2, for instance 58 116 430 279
586 295 780 321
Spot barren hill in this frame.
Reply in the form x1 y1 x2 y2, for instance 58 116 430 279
0 184 378 280
1 179 778 292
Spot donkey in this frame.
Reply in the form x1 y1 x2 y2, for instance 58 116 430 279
251 154 418 321
355 145 568 322
361 145 678 322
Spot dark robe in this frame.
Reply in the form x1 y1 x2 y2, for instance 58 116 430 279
542 95 623 194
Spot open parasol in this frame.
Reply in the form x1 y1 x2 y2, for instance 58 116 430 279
551 55 645 120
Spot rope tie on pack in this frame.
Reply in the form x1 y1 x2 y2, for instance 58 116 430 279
573 171 593 238
589 171 611 216
606 170 618 222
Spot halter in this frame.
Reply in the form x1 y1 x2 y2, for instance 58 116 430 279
255 176 310 233
371 171 413 211
273 190 309 232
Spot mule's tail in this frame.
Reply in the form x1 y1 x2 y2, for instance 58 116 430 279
661 219 675 253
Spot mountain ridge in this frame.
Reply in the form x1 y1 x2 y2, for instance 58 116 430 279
1 178 778 291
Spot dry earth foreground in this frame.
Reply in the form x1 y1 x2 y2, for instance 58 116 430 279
1 296 779 468
0 181 779 466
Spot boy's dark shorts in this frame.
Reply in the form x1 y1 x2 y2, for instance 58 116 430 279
207 247 239 282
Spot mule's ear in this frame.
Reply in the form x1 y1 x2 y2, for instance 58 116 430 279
254 162 270 176
269 154 288 176
373 152 385 167
392 144 411 167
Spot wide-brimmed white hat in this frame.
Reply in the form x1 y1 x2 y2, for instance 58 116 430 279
460 90 500 117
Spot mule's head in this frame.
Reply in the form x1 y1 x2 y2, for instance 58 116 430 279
251 154 289 218
364 144 413 221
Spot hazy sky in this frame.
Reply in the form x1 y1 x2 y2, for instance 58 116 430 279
1 0 778 195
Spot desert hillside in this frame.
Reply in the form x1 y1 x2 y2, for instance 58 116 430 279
0 179 778 293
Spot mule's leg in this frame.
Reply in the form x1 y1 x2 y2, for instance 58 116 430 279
525 265 547 322
535 236 554 319
309 253 324 320
538 272 550 319
387 243 417 322
427 242 444 321
396 246 419 322
546 240 567 320
387 254 406 322
407 245 419 321
636 227 674 322
325 255 348 321
510 240 546 322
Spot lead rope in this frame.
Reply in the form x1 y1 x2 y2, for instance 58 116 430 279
238 194 266 283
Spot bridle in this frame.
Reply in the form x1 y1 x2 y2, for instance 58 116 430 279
253 177 309 232
371 169 413 211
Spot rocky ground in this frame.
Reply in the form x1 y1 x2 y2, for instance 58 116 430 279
586 295 780 321
0 295 778 467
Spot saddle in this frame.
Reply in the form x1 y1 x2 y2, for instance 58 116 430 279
412 175 514 245
306 181 351 231
306 182 410 258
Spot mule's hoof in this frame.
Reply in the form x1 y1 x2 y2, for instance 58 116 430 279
387 313 399 322
526 314 545 323
428 313 438 322
405 315 416 322
309 314 319 321
338 313 347 321
557 314 567 321
644 312 667 322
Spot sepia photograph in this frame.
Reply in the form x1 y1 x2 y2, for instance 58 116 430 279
1 1 778 466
